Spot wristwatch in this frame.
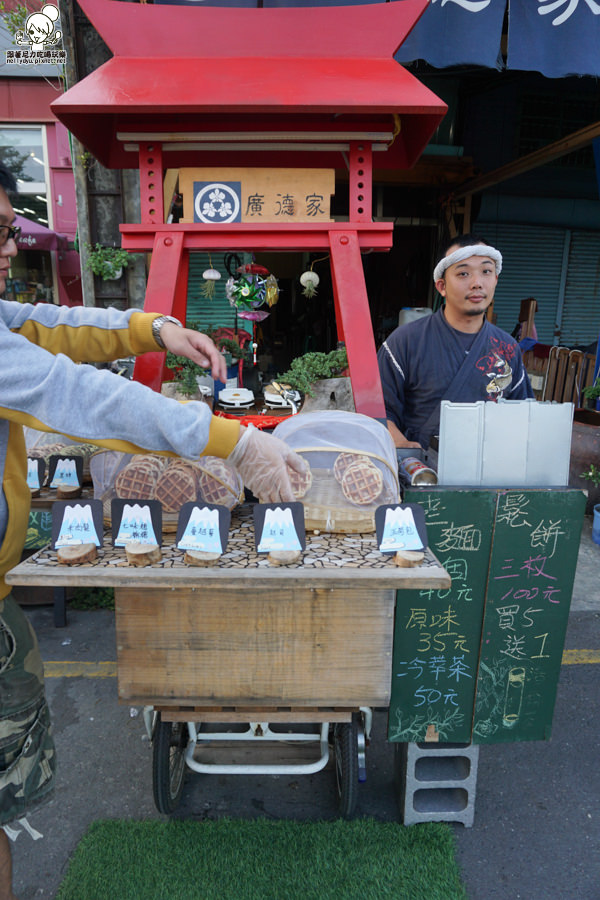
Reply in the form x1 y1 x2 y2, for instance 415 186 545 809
152 315 182 349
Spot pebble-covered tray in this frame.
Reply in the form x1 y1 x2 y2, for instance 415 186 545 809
8 506 450 589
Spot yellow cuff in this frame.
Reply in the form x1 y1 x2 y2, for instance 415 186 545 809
202 416 241 458
129 312 164 354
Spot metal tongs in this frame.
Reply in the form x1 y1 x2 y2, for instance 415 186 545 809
270 381 298 415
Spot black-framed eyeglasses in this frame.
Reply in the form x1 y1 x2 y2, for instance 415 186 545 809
0 224 21 246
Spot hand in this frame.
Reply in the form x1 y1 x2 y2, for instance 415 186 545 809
386 420 423 450
228 425 308 503
161 325 228 383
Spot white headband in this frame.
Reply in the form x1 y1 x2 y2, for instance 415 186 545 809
433 244 502 282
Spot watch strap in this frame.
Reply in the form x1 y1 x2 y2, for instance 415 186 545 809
152 315 182 349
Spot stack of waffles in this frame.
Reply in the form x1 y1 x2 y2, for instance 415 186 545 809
93 451 244 529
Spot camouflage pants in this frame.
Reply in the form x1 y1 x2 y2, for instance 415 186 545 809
0 594 55 826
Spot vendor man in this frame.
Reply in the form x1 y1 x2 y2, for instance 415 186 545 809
377 234 534 450
0 158 305 899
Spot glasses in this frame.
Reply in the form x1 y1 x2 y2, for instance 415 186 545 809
0 224 21 246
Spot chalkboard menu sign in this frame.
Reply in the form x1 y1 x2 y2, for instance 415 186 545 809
473 489 585 743
389 489 496 744
389 487 585 745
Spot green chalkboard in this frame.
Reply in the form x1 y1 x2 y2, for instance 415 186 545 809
473 488 586 743
389 488 496 743
25 509 53 550
388 487 585 745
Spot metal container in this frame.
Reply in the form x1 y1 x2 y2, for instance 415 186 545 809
399 456 438 486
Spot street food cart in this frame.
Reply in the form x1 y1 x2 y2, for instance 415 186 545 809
12 2 586 825
7 508 451 815
19 0 453 816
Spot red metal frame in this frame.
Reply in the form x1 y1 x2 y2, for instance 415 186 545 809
51 0 448 418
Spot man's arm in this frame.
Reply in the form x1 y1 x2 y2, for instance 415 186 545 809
386 419 423 450
377 336 422 448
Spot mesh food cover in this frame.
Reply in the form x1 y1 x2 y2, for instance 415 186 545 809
90 451 244 529
273 410 400 533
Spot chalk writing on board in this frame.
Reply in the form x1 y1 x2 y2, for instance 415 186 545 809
495 492 531 528
437 523 481 553
390 488 584 745
473 494 575 740
388 707 466 743
530 519 565 558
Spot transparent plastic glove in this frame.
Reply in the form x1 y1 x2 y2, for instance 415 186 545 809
228 424 308 503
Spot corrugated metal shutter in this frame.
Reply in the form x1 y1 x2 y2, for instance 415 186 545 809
561 231 600 348
475 222 566 344
186 253 253 339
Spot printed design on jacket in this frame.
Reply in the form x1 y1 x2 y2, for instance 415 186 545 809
475 337 518 401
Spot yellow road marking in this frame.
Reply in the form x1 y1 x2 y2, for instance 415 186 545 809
561 649 600 666
45 661 117 678
43 652 600 679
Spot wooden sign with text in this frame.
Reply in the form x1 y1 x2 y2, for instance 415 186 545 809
179 167 334 224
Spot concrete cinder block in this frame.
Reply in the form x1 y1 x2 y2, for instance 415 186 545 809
394 741 479 828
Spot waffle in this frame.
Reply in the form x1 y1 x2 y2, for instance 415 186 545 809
114 456 164 500
288 461 312 499
155 463 199 512
340 460 383 506
167 458 201 486
333 451 371 483
197 457 242 509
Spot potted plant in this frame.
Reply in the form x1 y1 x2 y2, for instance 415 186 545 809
84 243 132 281
570 374 600 513
277 348 348 397
277 348 352 411
582 376 600 411
581 464 600 542
164 324 247 398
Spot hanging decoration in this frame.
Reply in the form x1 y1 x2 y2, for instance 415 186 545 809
225 263 279 321
299 254 328 299
201 254 221 299
299 270 320 299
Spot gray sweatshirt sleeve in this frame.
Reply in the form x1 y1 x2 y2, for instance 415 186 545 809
0 303 214 458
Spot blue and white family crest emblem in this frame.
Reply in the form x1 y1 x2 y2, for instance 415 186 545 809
194 182 242 224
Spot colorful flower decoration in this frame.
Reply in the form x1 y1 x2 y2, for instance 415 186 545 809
225 269 279 314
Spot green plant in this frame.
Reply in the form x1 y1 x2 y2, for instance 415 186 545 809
277 348 348 396
84 243 131 280
69 587 115 610
583 376 600 405
166 324 247 396
166 348 207 396
581 463 600 488
0 1 28 35
78 150 96 173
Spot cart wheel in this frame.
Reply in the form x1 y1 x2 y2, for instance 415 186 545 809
152 713 188 814
334 714 359 819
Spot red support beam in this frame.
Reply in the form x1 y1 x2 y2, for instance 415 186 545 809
329 230 386 420
120 222 394 254
132 231 185 391
139 143 164 225
349 142 372 223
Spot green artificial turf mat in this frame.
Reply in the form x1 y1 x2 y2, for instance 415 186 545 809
56 817 467 900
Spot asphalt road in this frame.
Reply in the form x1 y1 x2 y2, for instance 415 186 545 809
6 600 599 900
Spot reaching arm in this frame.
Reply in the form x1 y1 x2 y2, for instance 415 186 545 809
386 419 423 450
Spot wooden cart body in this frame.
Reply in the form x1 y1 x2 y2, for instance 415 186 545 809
8 508 450 722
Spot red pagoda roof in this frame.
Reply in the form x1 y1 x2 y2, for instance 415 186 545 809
51 0 446 170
